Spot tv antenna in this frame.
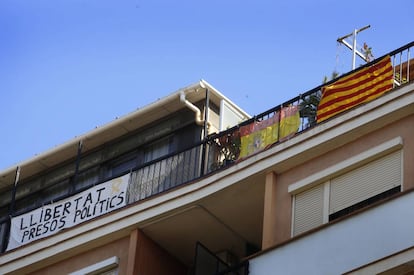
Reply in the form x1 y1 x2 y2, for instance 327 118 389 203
337 25 371 70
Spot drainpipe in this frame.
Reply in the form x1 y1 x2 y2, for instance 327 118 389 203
179 90 211 134
203 88 210 139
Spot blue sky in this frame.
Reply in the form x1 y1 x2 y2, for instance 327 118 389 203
1 0 413 170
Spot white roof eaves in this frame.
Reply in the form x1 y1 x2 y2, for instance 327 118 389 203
0 80 240 187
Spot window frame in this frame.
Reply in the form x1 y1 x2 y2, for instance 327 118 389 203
290 137 404 237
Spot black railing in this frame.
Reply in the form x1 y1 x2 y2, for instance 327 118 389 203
216 261 249 275
127 143 203 202
1 41 413 254
193 242 249 275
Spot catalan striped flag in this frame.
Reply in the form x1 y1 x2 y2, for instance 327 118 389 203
317 55 393 123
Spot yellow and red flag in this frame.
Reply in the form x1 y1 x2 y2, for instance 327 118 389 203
239 113 279 159
317 56 393 123
280 105 300 141
238 106 300 159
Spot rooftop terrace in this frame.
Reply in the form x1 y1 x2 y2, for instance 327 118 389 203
1 41 413 255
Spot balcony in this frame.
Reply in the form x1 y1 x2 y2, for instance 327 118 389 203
1 41 413 263
248 190 414 274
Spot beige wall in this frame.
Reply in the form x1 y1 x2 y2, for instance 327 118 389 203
270 114 414 246
31 236 130 275
29 228 188 275
127 229 187 275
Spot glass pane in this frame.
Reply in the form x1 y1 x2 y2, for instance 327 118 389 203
144 138 171 163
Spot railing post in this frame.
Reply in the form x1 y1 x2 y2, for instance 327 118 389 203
2 166 21 253
199 87 211 177
200 140 207 176
9 166 20 217
70 140 83 195
204 88 210 139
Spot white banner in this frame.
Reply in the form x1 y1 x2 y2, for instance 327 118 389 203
7 174 130 251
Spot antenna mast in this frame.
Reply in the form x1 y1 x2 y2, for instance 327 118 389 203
337 25 371 70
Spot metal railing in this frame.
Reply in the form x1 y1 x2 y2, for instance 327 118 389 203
216 261 249 275
127 143 203 202
1 41 413 254
193 242 249 275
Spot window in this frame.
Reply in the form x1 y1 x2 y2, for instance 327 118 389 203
329 150 402 216
292 149 402 237
74 166 101 192
127 137 175 202
105 151 139 179
328 186 401 221
292 183 326 236
143 137 172 163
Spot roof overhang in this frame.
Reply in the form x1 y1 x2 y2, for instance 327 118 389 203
0 80 249 190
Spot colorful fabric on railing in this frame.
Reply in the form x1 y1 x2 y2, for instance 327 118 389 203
280 105 300 141
238 106 300 159
239 113 279 159
317 55 393 123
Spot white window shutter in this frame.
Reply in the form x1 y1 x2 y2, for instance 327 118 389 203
293 183 324 236
329 150 402 214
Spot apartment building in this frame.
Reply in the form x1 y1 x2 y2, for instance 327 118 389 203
0 42 413 275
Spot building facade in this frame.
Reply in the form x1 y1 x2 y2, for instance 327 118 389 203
0 42 414 275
